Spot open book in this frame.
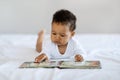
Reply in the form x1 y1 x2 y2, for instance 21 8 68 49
19 60 101 69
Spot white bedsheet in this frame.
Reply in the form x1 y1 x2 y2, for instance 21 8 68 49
0 34 120 80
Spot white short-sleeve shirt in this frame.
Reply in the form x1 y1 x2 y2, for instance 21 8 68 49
40 37 86 60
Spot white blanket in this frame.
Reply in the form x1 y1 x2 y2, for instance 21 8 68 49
0 34 120 80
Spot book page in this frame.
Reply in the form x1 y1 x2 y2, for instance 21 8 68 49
20 61 60 68
59 61 101 69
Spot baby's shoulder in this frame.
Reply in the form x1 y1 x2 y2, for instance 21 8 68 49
70 38 79 44
43 37 55 47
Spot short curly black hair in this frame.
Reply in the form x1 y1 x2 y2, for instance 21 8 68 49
52 9 76 31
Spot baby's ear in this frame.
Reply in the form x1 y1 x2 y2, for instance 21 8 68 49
71 31 75 37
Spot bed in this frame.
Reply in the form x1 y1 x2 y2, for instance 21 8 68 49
0 34 120 80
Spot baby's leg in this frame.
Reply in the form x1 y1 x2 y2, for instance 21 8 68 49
36 30 45 53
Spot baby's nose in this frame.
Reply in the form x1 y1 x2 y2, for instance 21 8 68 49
55 39 60 42
55 35 60 40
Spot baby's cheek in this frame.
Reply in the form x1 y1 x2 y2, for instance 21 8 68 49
62 40 68 45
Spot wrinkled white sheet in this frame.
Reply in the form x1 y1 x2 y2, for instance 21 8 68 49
0 34 120 80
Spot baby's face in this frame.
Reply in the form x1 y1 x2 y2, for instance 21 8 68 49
51 22 74 46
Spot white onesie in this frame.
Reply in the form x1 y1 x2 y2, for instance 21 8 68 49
40 37 86 60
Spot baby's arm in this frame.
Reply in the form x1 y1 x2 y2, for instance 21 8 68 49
74 54 84 62
34 53 48 63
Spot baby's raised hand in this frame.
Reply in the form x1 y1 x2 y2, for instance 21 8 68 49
75 54 84 62
34 53 48 63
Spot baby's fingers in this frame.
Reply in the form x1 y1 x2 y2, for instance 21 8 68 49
75 55 84 62
34 54 47 63
34 58 40 63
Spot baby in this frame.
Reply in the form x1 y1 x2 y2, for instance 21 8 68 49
35 9 86 63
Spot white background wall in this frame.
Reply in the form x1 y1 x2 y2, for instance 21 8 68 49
0 0 120 34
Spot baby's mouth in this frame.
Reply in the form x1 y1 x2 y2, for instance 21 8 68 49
54 41 61 45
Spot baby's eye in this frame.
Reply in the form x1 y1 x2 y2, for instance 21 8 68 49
60 35 65 37
52 33 56 35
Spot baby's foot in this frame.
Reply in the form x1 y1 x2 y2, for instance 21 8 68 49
36 30 45 52
37 30 45 43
